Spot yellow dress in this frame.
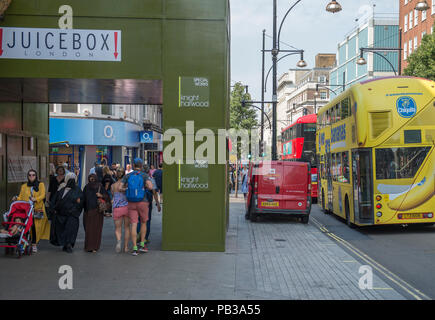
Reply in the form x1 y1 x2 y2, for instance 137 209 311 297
17 183 51 243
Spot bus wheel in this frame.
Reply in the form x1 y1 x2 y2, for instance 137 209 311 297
345 197 355 228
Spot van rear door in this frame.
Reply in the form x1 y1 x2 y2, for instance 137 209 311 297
280 162 309 211
257 162 282 209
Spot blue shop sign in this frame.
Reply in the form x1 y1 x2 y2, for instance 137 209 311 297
140 131 154 143
50 118 141 147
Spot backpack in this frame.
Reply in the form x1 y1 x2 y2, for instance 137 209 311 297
126 172 145 202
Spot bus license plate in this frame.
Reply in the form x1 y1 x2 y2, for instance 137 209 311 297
401 213 423 219
261 201 279 207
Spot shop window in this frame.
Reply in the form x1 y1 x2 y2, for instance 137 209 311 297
101 105 114 115
61 104 78 113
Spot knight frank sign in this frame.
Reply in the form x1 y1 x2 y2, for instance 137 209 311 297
0 27 122 61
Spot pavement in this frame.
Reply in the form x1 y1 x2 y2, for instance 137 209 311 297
0 195 408 300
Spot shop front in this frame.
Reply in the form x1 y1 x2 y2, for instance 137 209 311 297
49 118 142 186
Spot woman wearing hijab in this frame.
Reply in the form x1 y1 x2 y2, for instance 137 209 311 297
50 173 84 253
102 166 115 217
83 173 109 253
14 169 50 253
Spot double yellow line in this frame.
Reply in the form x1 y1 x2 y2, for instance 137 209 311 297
311 217 430 300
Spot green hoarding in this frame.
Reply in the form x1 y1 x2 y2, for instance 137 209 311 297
0 0 230 252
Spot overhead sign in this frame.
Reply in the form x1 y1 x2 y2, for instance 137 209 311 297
140 131 154 143
0 27 121 61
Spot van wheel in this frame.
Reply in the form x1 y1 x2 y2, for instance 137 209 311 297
301 216 309 224
345 197 354 228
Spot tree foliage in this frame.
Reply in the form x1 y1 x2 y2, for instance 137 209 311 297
230 82 257 130
404 25 435 80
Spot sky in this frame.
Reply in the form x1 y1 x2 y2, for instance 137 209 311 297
230 0 400 102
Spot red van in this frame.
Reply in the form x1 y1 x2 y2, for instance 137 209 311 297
245 161 312 223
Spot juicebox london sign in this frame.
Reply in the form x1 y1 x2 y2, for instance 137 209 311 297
0 27 121 61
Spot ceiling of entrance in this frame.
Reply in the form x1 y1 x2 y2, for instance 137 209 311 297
0 78 163 105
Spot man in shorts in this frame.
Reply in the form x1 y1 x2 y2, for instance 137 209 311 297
121 158 153 256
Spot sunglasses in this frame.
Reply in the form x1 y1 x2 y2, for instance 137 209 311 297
28 174 36 177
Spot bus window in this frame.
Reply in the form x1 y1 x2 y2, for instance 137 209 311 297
342 151 350 183
332 153 337 181
341 97 351 119
335 104 342 122
375 147 431 180
326 110 331 125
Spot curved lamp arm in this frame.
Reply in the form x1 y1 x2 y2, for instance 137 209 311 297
277 0 303 50
246 103 272 129
264 51 302 92
367 51 397 76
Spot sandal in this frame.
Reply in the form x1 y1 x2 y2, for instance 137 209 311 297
32 245 38 253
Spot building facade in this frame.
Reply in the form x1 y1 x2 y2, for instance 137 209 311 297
329 12 399 98
400 0 435 73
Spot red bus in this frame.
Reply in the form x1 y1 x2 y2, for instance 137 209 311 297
281 114 318 201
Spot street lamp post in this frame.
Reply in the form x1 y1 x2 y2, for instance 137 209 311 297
261 30 266 151
268 0 341 160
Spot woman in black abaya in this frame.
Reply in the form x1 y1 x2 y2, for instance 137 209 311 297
50 172 84 253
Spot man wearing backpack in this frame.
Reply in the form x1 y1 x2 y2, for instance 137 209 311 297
121 158 153 256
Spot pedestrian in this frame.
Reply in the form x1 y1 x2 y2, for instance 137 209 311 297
136 165 161 244
83 173 109 253
241 168 249 199
111 167 131 253
126 164 133 174
50 173 84 253
47 166 66 204
103 166 115 217
14 169 50 253
121 158 153 256
153 163 163 204
149 164 156 178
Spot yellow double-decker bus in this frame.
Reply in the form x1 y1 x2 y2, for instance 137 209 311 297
316 76 435 226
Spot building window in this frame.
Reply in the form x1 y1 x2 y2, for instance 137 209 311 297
320 92 327 100
404 14 408 32
49 105 55 113
422 9 427 20
422 31 427 39
404 0 408 4
404 42 408 60
414 36 418 50
318 76 326 83
61 104 78 113
433 0 435 15
409 39 413 55
409 10 413 29
414 9 419 26
101 105 113 116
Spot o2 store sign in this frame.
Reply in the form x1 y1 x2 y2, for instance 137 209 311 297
0 27 121 61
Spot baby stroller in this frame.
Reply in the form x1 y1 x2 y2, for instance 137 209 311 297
0 201 34 258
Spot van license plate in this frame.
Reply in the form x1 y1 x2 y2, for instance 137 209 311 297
261 201 279 207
